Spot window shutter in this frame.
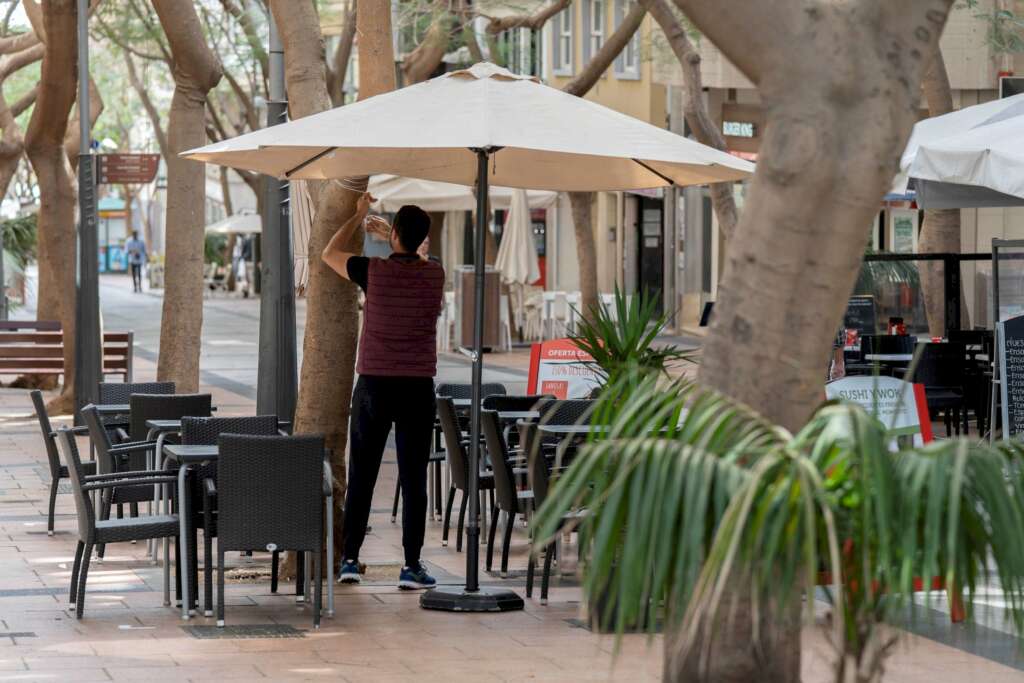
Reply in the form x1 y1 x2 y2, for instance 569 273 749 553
582 1 592 64
552 11 561 72
613 0 624 72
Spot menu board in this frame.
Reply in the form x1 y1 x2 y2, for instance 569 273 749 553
998 314 1024 439
843 295 877 349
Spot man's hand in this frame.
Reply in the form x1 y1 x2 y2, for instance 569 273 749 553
356 192 374 218
364 215 391 240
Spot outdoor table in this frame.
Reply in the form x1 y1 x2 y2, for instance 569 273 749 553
93 403 130 415
538 424 609 436
161 443 334 622
496 410 539 421
452 398 472 408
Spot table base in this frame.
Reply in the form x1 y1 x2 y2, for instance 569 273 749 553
419 585 524 612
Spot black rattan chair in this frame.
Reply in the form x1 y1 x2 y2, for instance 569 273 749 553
31 390 94 536
208 434 328 628
55 427 179 618
437 397 494 551
97 382 176 439
82 405 165 559
181 415 281 615
128 393 212 444
909 342 969 436
482 410 533 577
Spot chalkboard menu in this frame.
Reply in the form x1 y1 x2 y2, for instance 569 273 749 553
998 314 1024 439
844 296 877 336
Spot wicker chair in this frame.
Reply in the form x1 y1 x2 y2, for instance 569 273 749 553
481 410 534 577
207 434 329 628
97 382 176 438
30 390 94 536
180 415 281 616
55 427 179 618
82 405 165 560
481 394 553 450
128 393 212 443
437 397 494 551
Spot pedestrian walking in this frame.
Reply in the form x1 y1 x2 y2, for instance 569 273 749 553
125 231 147 293
322 193 444 590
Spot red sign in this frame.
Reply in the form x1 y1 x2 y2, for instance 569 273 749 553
527 338 601 400
97 153 160 184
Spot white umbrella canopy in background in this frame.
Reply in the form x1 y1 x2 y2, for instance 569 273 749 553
204 210 262 235
892 93 1024 208
184 62 753 190
369 174 556 212
494 189 540 286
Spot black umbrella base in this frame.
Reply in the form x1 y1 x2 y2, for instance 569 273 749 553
419 586 524 612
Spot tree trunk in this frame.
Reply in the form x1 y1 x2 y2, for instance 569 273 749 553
569 192 598 315
151 0 223 392
24 0 78 406
327 0 356 105
561 5 646 318
640 0 739 240
673 1 953 681
271 0 395 558
918 49 966 335
401 0 450 85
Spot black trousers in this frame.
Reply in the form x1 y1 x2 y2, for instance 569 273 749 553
342 375 435 567
130 263 143 291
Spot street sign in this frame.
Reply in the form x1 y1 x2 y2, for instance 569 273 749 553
96 153 160 184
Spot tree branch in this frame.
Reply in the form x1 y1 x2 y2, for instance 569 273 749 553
123 51 169 158
484 0 571 33
327 0 356 105
0 42 45 80
11 86 38 118
563 2 645 96
218 0 269 83
0 31 40 55
401 1 452 84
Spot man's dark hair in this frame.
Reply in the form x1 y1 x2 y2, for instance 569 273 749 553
392 205 430 252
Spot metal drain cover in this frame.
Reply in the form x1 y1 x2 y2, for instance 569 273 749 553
182 624 305 639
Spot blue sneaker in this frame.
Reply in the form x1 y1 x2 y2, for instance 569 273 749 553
398 562 436 590
338 559 361 584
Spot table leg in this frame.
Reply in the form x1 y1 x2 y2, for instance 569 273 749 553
178 464 191 620
326 494 334 618
148 432 167 560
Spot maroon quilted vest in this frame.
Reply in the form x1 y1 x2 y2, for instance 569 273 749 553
357 256 445 377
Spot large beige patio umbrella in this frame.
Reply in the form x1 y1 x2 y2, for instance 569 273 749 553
183 62 754 613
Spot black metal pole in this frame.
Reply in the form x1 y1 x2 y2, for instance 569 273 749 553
419 149 522 613
256 16 297 422
73 0 100 423
465 149 489 592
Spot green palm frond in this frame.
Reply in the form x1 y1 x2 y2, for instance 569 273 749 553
535 371 1024 672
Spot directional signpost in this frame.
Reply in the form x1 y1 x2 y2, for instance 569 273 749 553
96 153 161 185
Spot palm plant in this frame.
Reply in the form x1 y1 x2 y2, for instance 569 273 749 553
533 373 1024 682
569 286 693 390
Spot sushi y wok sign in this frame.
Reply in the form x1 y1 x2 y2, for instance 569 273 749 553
527 339 601 399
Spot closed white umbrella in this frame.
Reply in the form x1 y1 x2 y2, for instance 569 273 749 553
183 62 754 613
892 93 1024 207
494 189 539 285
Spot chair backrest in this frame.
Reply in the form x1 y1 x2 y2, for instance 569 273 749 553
481 394 552 412
913 342 967 389
436 397 469 490
181 415 279 445
129 393 213 443
82 405 121 476
436 383 507 401
30 390 62 480
481 410 518 513
527 429 551 509
98 381 175 404
536 399 596 426
216 434 324 553
55 427 94 540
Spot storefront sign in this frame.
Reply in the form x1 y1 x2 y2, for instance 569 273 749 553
527 338 601 399
998 313 1024 440
722 121 755 137
890 209 918 253
825 375 932 445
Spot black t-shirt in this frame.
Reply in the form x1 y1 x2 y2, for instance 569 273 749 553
347 253 440 292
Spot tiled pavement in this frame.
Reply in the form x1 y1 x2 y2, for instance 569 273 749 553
0 274 1020 681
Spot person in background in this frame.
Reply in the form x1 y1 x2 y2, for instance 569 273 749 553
322 193 445 590
125 231 147 293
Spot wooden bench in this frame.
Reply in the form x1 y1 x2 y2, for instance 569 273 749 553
0 321 134 382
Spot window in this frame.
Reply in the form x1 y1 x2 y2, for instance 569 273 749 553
586 0 605 60
553 6 573 75
614 0 640 79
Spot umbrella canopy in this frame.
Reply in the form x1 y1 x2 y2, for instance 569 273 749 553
494 189 540 285
205 211 262 234
892 93 1024 208
369 174 556 212
184 62 753 191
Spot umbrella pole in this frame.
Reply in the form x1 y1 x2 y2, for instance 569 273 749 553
421 149 523 613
